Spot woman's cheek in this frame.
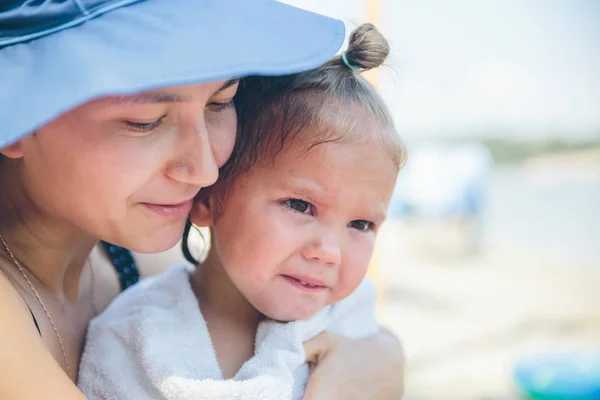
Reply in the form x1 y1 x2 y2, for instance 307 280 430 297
208 109 237 168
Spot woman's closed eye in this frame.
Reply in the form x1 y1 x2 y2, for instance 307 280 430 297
348 220 375 232
282 198 314 215
207 99 235 113
124 115 167 133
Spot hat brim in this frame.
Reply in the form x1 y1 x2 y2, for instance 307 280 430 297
0 0 344 147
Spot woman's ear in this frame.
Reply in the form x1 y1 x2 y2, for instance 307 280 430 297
190 196 214 227
0 140 25 158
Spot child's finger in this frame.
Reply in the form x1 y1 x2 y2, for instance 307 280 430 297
303 332 337 364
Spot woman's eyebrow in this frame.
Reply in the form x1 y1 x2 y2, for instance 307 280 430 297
106 79 239 105
107 92 188 105
215 78 240 94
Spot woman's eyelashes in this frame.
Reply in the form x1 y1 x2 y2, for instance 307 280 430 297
124 115 167 132
207 99 235 113
122 99 233 133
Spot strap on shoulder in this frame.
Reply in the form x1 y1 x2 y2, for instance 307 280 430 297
99 241 140 291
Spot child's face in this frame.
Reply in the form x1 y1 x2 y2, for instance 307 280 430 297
206 131 397 321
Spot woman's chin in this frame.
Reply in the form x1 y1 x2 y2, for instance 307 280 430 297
111 223 186 254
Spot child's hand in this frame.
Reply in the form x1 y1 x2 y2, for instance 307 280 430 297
303 329 404 399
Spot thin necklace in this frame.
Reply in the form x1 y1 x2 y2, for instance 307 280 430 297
88 253 99 317
0 233 73 380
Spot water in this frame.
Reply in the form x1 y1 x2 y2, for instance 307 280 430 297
482 165 600 267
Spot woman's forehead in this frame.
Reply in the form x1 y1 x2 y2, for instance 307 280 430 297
91 78 240 107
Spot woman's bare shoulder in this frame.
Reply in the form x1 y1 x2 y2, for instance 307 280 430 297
0 273 85 399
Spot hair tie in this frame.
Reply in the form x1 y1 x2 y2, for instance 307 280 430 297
341 51 359 71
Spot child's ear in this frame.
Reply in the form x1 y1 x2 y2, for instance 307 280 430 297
190 197 214 227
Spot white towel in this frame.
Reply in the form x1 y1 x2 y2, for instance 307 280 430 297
78 264 379 400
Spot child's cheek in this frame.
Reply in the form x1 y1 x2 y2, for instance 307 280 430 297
334 236 375 301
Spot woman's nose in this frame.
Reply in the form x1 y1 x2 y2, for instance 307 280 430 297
165 117 219 188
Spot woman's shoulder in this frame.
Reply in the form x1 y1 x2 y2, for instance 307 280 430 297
0 266 37 331
0 271 85 398
0 262 39 335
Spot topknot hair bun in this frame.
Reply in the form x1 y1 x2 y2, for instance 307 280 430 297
342 23 389 72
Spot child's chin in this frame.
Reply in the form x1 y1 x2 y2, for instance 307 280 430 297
263 308 318 322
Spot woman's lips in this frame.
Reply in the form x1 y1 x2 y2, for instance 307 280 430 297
142 199 193 218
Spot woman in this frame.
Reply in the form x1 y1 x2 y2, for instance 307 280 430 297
0 1 403 399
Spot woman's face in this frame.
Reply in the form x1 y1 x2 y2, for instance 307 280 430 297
7 79 239 252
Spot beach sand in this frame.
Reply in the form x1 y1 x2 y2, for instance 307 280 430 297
374 221 600 400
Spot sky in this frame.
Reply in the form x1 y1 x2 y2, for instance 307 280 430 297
283 0 600 140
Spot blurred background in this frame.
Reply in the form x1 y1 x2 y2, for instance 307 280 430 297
284 1 600 399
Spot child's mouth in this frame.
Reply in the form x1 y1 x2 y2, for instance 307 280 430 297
282 275 327 293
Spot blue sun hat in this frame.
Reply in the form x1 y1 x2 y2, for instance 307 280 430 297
0 0 345 148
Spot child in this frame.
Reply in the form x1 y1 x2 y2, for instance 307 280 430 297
79 24 405 400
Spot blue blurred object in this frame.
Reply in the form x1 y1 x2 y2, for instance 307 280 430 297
0 0 345 148
514 351 600 400
390 142 493 219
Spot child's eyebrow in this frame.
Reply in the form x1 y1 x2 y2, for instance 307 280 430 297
278 177 331 204
277 176 390 221
369 207 388 223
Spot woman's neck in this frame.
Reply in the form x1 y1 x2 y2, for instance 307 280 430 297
0 167 96 302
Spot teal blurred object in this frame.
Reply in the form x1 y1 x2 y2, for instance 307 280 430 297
514 351 600 400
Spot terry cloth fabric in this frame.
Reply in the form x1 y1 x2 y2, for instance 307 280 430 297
78 264 379 400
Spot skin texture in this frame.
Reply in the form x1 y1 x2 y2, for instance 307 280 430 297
0 79 239 398
303 329 405 400
2 81 239 254
189 124 398 378
96 246 406 399
0 78 404 399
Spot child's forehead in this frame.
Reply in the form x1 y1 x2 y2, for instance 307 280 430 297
253 138 397 211
270 134 374 171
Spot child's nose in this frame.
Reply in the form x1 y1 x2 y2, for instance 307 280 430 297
301 229 342 267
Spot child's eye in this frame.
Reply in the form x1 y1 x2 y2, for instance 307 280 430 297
124 115 166 132
348 220 374 232
207 99 235 113
283 199 313 215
